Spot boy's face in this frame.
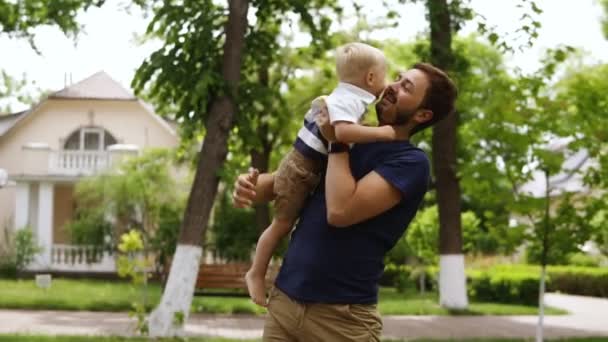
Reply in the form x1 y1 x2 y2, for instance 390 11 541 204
369 63 388 97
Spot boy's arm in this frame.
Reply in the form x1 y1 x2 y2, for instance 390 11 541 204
333 121 397 143
233 171 276 208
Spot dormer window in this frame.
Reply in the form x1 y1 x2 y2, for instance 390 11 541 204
64 127 117 151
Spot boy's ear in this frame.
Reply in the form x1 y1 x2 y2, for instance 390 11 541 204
366 70 375 87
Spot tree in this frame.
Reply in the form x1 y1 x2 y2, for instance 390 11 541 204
67 149 187 272
403 0 543 309
0 0 103 38
0 71 39 113
0 0 104 111
132 0 337 336
601 0 608 39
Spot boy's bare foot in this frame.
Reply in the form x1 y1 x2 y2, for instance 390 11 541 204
245 270 267 307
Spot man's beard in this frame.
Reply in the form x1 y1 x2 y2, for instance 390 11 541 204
378 107 416 125
393 108 416 125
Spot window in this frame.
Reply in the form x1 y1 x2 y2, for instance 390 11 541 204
64 127 117 151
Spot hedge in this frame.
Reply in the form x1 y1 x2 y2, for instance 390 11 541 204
382 263 608 305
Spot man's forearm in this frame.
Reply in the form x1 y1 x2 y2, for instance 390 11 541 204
325 150 356 221
253 172 276 203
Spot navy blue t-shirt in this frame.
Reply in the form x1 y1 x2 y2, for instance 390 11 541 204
275 140 430 304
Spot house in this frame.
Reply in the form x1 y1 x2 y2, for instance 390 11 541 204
0 71 179 272
515 137 603 257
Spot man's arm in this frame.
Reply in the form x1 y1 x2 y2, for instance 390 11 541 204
325 150 402 227
232 171 275 208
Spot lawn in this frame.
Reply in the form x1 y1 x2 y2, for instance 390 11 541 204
0 278 565 316
1 337 608 342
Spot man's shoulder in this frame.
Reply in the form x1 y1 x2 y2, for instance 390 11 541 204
359 141 428 160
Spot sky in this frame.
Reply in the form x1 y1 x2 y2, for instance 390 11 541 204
0 0 606 113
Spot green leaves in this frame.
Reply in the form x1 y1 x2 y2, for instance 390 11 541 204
602 0 608 39
0 0 104 51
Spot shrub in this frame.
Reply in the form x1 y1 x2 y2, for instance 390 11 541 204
0 226 41 277
469 264 608 303
568 252 601 267
547 265 608 298
468 269 541 306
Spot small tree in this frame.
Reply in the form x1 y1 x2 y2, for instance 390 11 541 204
67 149 188 272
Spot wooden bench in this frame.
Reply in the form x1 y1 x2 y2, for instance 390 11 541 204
193 262 278 296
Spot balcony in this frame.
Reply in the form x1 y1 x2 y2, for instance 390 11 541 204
20 143 139 177
49 150 110 175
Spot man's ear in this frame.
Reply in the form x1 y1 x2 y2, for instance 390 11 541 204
414 109 433 124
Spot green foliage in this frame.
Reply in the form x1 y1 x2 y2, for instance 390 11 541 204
0 225 41 277
601 0 608 39
468 269 541 306
117 230 151 336
13 228 41 270
405 206 440 265
67 149 187 270
404 205 483 264
567 252 601 267
0 0 103 36
546 265 608 298
0 71 40 113
471 264 608 300
132 0 339 142
210 192 258 261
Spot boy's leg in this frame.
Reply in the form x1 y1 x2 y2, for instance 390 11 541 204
246 218 293 306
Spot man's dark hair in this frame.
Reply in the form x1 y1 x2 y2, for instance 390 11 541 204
410 63 458 135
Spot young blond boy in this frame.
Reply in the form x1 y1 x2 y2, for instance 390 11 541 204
245 42 399 306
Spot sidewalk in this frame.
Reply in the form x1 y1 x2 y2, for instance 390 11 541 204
1 293 607 340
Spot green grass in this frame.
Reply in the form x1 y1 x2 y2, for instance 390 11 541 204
0 337 249 342
0 278 565 316
1 337 607 342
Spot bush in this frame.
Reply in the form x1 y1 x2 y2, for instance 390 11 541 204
381 263 436 292
468 264 608 303
567 252 601 267
547 265 608 298
0 226 41 277
468 268 541 306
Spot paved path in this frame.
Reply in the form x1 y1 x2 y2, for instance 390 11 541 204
1 293 607 340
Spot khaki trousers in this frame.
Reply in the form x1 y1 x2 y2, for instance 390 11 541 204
263 287 382 342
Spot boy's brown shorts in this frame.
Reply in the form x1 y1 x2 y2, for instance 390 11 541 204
273 149 323 222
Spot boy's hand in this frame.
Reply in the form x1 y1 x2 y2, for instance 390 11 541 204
315 107 336 142
232 168 259 208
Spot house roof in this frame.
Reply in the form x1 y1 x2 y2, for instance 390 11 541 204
520 138 594 197
0 110 29 136
48 71 136 101
0 71 175 139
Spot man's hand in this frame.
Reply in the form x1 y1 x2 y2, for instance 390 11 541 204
315 107 336 142
232 168 259 208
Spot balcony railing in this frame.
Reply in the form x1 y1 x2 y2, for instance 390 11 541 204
49 150 110 175
50 244 116 272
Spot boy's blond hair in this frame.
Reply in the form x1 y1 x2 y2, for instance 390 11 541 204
336 42 386 84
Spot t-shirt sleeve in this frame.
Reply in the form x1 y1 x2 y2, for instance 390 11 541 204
326 96 364 124
374 150 430 198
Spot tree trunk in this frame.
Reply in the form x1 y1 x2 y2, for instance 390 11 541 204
250 66 272 234
251 147 271 233
148 0 249 336
427 0 468 309
537 169 551 342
